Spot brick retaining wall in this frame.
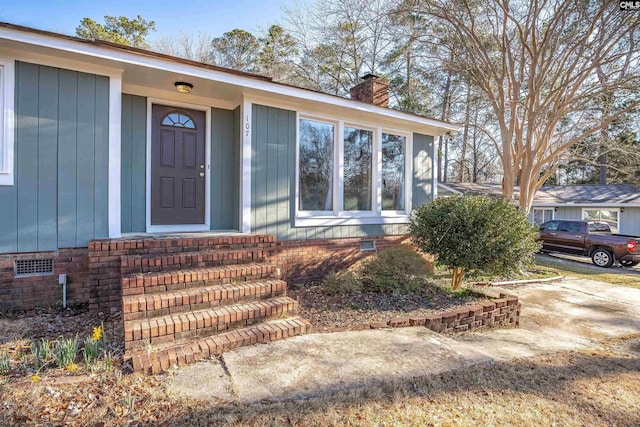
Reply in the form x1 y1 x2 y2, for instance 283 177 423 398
362 288 520 333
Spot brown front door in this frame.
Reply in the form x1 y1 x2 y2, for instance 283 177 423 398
151 105 206 225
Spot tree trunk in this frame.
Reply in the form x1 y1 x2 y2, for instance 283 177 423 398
444 136 449 182
451 267 465 290
458 82 472 182
438 69 452 182
598 153 607 184
472 101 479 182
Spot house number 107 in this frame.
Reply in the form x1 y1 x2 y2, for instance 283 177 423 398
245 115 250 137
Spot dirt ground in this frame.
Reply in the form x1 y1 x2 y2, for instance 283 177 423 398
1 268 639 426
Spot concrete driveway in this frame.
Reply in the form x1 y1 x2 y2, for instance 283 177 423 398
168 277 640 403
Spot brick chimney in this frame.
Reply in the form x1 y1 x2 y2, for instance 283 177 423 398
350 74 389 108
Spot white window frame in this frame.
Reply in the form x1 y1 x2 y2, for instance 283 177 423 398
341 121 376 216
532 208 554 225
295 112 413 226
380 128 412 217
0 57 15 186
581 207 621 233
296 116 339 217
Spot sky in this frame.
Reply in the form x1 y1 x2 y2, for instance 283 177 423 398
0 0 292 41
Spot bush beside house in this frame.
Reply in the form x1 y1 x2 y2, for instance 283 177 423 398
410 195 540 289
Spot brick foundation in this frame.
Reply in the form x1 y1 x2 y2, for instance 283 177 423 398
0 249 89 310
274 235 424 284
1 234 428 311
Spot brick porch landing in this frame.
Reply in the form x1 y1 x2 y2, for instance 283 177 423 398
88 234 310 374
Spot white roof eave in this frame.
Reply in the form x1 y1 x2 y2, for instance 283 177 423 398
0 25 461 136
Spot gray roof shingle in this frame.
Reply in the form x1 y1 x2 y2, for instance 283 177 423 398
438 183 640 205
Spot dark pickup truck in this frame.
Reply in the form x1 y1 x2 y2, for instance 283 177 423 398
539 220 640 268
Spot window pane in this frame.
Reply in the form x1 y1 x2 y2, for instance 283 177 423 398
161 112 196 129
381 133 406 210
533 209 544 225
599 209 619 233
583 209 618 233
583 209 599 222
299 119 334 211
533 209 553 225
343 127 373 210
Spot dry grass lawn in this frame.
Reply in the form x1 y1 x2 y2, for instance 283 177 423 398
1 335 639 426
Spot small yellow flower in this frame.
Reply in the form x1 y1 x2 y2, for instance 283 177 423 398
30 375 41 382
91 326 103 341
65 363 78 372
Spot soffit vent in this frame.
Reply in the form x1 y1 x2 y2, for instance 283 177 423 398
14 259 54 277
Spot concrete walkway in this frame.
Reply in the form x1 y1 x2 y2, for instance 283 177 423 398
168 277 640 403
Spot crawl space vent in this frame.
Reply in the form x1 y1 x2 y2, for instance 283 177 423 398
14 259 54 277
360 240 376 252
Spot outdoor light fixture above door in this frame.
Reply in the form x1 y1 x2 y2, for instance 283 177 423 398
174 81 193 94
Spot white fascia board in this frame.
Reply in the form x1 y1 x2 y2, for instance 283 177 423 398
0 27 461 135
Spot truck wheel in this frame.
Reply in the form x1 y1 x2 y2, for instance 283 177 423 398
620 260 639 268
591 249 614 268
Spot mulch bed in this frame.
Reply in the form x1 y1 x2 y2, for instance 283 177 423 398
288 284 482 333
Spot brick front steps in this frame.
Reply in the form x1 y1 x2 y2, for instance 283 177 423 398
130 318 311 375
88 234 310 374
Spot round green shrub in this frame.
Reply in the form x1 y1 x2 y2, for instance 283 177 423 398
322 270 362 296
410 195 540 289
360 245 432 294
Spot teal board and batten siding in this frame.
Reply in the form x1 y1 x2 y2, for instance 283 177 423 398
120 97 239 232
250 104 435 241
120 94 147 233
0 62 109 253
211 107 240 230
555 206 640 236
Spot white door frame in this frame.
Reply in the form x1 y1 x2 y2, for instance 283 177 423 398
146 97 211 233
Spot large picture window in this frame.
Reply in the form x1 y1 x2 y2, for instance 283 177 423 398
297 115 412 225
298 119 334 211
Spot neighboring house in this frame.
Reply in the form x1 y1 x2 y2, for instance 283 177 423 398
438 182 640 236
0 23 459 310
